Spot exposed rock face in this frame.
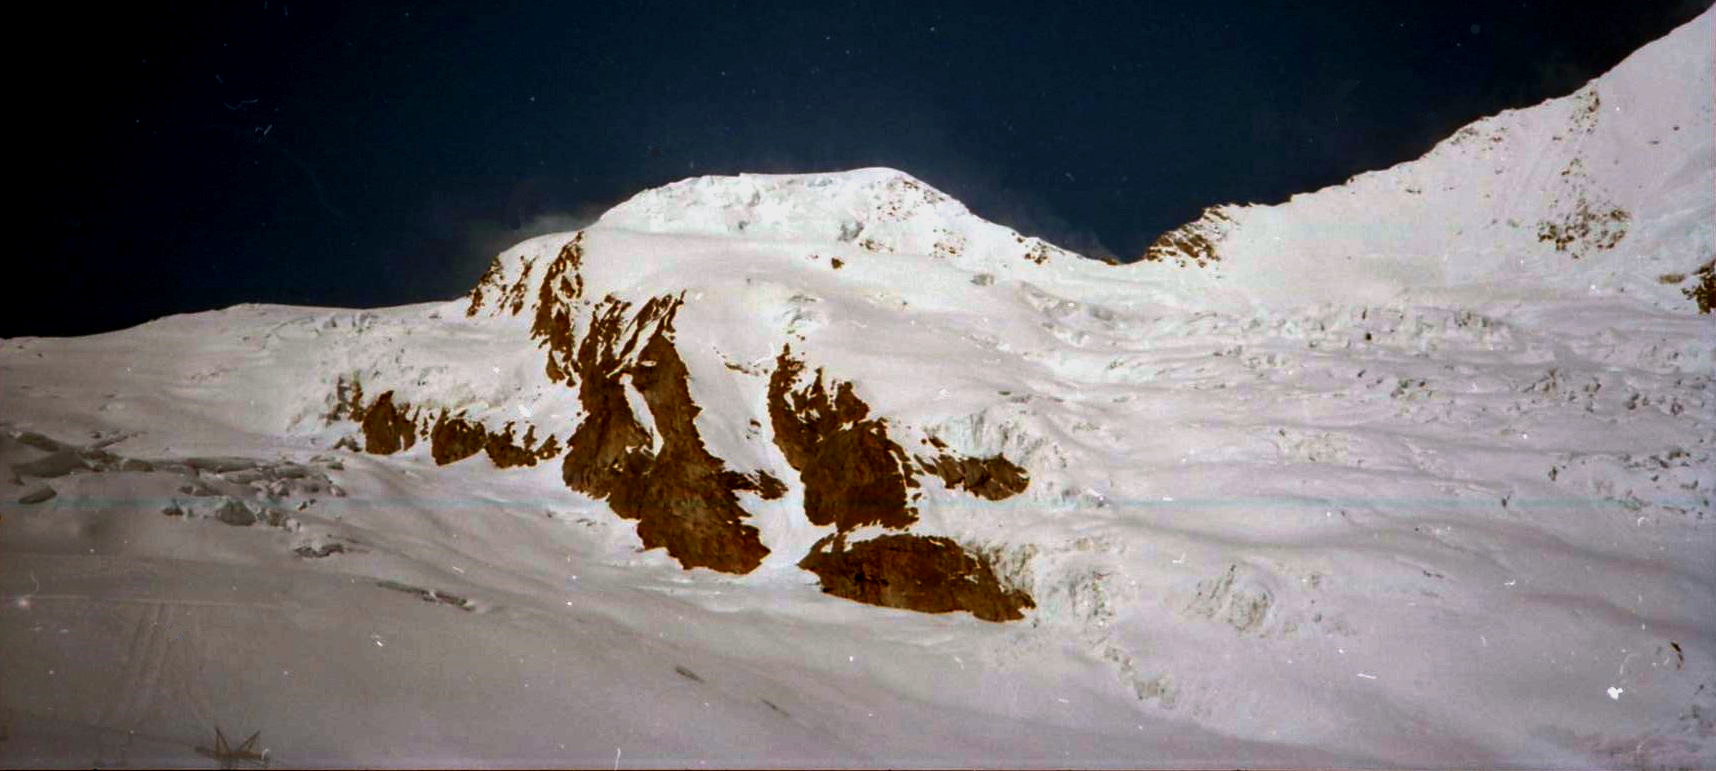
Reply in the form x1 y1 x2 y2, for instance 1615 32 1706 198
531 234 587 384
916 439 1030 501
799 534 1034 622
329 375 366 423
767 346 918 532
1535 155 1632 260
486 424 560 468
560 297 658 496
1142 206 1233 267
431 414 561 468
359 391 417 455
1685 259 1714 314
768 346 1034 621
559 293 770 574
467 238 558 318
430 413 489 465
465 261 504 317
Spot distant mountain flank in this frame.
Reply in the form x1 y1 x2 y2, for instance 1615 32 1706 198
318 8 1712 622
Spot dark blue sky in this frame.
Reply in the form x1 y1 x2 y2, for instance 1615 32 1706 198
17 0 1711 336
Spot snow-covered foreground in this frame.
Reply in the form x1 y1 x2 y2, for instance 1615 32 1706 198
3 290 1710 767
3 10 1712 770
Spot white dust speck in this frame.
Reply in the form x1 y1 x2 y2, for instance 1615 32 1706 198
1356 673 1377 680
1607 687 1624 700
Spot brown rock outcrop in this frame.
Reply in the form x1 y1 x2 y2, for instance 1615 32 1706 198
486 423 560 468
359 391 417 455
799 534 1034 622
429 414 562 468
767 346 917 532
531 234 587 384
559 293 769 574
768 348 1035 621
916 448 1030 500
1142 207 1233 268
465 261 504 316
1685 259 1714 314
430 413 489 465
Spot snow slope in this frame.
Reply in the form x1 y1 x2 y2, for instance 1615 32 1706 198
2 9 1713 769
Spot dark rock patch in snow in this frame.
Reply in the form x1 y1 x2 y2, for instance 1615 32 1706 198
673 665 703 682
767 345 917 532
376 580 475 611
215 497 260 526
1142 207 1233 268
559 294 769 574
294 542 348 559
1684 259 1714 314
530 234 587 384
15 432 72 453
430 413 488 465
185 457 258 473
358 391 417 455
430 409 563 469
915 436 1029 501
1536 201 1630 257
12 451 88 478
799 533 1034 622
485 423 560 468
768 348 1035 619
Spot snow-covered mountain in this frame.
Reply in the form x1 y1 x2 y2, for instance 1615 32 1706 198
2 9 1712 769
